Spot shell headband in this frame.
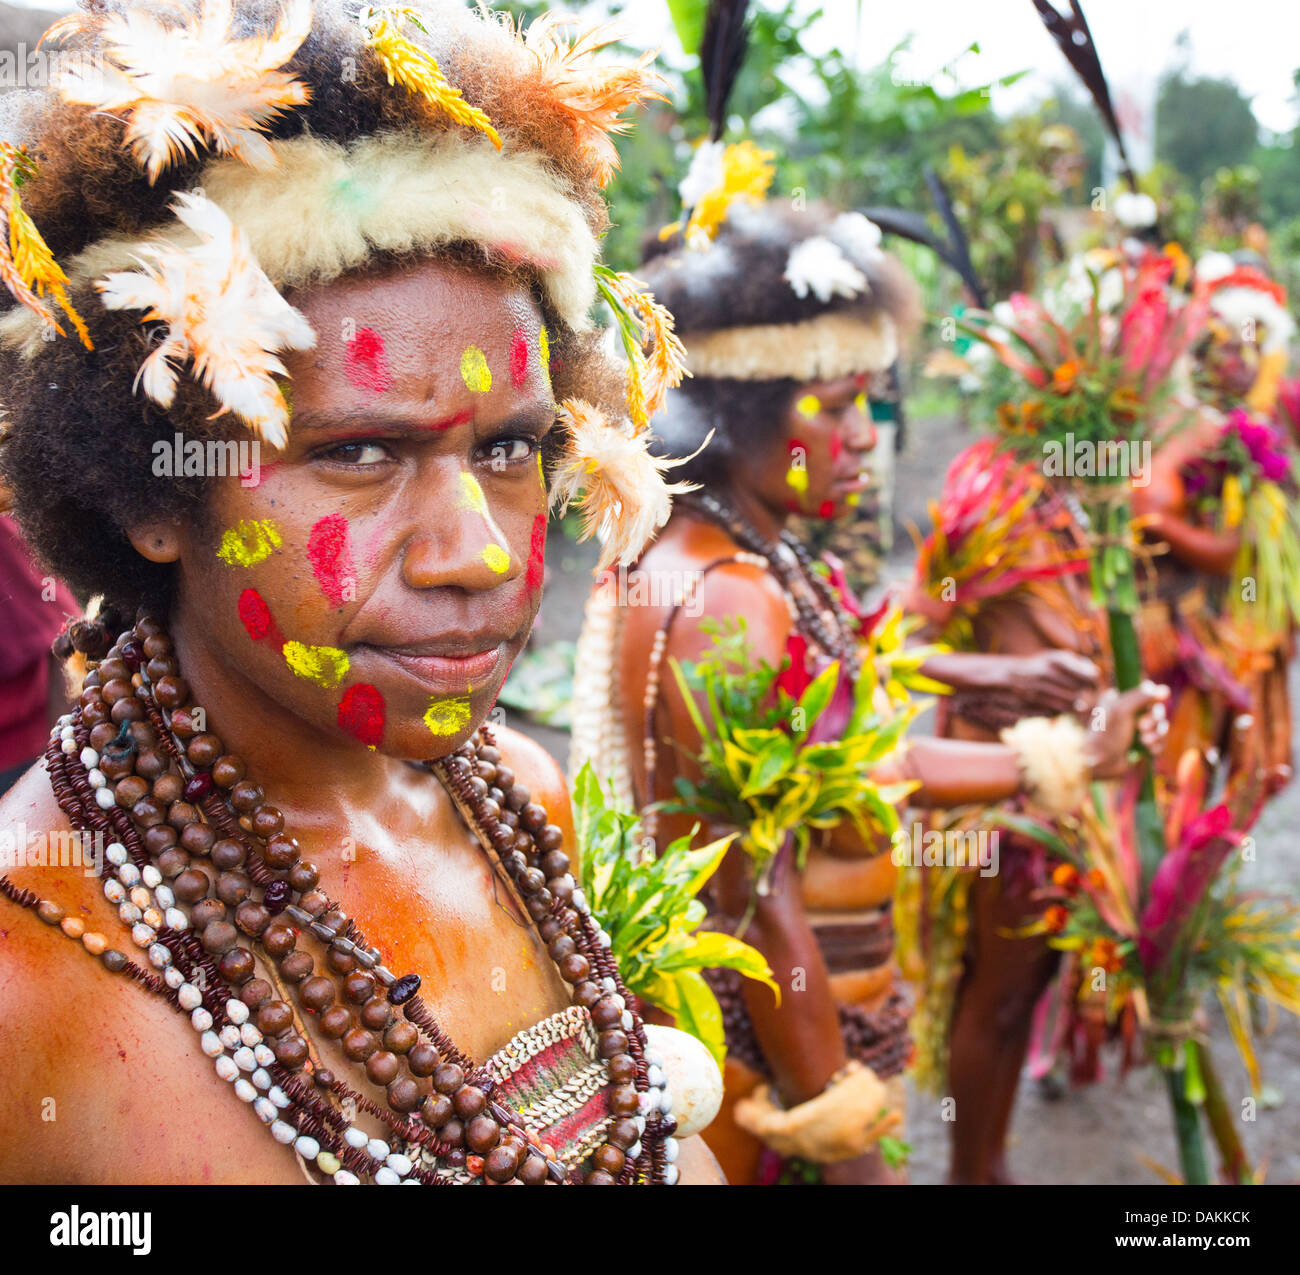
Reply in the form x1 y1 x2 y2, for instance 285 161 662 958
0 0 688 567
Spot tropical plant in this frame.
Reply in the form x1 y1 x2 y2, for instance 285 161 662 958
571 761 775 1066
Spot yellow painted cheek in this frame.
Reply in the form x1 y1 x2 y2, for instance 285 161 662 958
217 519 282 567
457 471 487 514
460 345 492 393
481 544 511 574
796 394 822 420
424 696 473 737
282 641 350 689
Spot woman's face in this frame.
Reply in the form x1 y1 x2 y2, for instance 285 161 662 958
750 373 877 521
156 258 554 761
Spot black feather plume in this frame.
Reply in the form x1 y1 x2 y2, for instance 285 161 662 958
861 200 989 310
1032 0 1137 191
923 167 988 309
699 0 751 142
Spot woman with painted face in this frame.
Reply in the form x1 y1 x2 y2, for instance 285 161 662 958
0 0 724 1186
571 201 1167 1184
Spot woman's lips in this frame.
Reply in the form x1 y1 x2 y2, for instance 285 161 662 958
366 643 506 696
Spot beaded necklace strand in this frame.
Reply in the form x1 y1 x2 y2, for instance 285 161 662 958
1 614 677 1185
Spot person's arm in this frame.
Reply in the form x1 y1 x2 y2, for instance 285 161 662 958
1143 509 1241 577
918 649 1100 715
675 1133 727 1183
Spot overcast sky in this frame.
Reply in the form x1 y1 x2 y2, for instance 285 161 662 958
8 0 1298 132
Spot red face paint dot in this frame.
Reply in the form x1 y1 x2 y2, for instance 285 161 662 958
828 430 844 462
510 330 529 388
238 588 272 641
307 513 355 608
817 500 836 519
525 512 547 593
344 327 393 394
338 683 385 748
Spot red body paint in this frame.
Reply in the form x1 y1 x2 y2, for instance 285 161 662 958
427 408 474 432
509 330 529 387
344 327 394 394
525 512 547 592
307 514 355 608
238 588 272 640
338 683 385 748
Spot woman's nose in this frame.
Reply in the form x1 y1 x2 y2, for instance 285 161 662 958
400 467 522 592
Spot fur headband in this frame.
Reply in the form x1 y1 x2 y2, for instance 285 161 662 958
679 310 898 381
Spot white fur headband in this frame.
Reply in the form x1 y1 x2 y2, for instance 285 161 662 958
679 311 898 382
0 130 600 358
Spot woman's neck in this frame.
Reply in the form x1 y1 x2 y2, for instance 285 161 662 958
714 483 787 546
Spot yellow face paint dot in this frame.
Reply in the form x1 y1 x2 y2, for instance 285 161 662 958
855 392 868 414
460 345 492 393
217 519 282 567
786 467 809 495
538 325 550 373
480 544 511 574
537 452 546 488
457 471 487 514
845 491 861 508
424 696 472 737
282 641 350 689
796 394 821 420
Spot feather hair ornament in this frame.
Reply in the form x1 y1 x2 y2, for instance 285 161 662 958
96 192 316 449
594 265 688 433
1032 0 1138 194
502 12 667 188
550 398 699 570
359 6 501 149
0 143 93 348
44 0 312 184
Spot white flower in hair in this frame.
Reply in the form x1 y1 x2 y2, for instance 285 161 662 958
1195 251 1235 284
830 211 885 264
1112 191 1158 229
97 192 316 450
784 236 868 304
679 140 726 211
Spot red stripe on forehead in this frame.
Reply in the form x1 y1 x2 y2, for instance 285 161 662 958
344 327 394 394
510 330 529 388
426 408 474 432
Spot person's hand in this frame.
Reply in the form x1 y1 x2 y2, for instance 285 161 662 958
1008 650 1102 716
1082 682 1170 779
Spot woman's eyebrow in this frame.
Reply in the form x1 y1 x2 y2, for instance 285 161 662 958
290 404 557 438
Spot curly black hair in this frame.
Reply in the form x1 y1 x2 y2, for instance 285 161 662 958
0 0 624 614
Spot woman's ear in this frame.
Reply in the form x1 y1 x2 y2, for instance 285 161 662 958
127 520 183 563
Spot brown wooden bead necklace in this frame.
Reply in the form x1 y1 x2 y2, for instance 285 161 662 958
3 614 672 1185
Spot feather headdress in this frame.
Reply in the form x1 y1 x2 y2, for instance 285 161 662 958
45 0 312 183
97 192 316 448
507 13 667 188
0 143 92 347
550 399 697 570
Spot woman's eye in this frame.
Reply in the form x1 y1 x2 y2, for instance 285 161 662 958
481 437 535 471
321 441 390 466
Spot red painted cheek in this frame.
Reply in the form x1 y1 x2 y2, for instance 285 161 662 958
510 330 529 388
247 461 279 490
829 430 844 462
238 588 284 647
307 513 355 608
525 513 547 593
338 683 385 748
344 327 393 394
